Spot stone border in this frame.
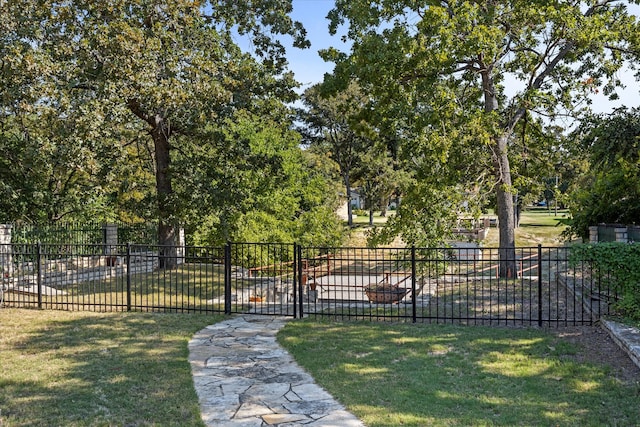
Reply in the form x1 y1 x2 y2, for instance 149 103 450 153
601 319 640 369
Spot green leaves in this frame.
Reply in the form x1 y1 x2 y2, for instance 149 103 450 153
1 0 312 239
185 111 345 246
570 242 640 320
323 0 640 249
566 108 640 239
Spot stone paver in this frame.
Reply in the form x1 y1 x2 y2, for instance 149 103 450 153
189 315 365 427
189 314 640 426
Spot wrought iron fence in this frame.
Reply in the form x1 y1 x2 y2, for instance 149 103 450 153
10 222 158 246
11 222 105 246
0 242 615 325
298 245 611 326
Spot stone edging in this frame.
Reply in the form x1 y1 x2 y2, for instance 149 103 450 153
601 319 640 370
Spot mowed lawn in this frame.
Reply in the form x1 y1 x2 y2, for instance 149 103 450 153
278 320 640 427
484 208 569 247
2 309 639 426
0 309 221 427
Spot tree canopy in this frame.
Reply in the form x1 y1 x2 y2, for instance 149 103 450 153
299 82 375 227
566 107 640 239
323 0 640 271
1 1 347 259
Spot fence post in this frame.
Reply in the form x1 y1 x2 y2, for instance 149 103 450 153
176 227 185 265
537 244 543 327
292 243 298 318
224 242 231 315
615 227 628 243
37 242 42 309
297 244 304 318
102 223 118 256
126 243 132 312
411 246 417 323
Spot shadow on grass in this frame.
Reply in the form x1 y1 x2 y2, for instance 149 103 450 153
278 321 640 426
0 310 221 426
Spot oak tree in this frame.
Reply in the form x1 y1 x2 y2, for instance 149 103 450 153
2 0 308 266
324 0 640 275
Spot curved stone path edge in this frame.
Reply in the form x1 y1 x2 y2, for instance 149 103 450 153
188 315 365 427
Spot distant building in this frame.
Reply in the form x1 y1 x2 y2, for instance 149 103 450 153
349 189 363 209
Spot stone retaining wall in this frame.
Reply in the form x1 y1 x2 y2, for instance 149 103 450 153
6 251 160 289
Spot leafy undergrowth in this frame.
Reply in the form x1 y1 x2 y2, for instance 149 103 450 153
279 320 640 426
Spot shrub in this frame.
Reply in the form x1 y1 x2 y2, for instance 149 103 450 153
569 243 640 321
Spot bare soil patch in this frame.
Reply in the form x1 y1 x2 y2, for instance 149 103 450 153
552 324 640 385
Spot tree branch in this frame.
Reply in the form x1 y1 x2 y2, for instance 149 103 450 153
127 98 154 128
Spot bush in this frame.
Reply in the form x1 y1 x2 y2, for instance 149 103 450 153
569 243 640 321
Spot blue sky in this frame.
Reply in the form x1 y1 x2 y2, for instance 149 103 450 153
287 0 343 91
285 0 639 114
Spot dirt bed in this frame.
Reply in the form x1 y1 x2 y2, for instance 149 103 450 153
552 325 640 385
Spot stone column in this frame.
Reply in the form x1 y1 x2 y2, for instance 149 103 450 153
102 223 118 257
0 224 13 277
589 226 599 244
615 227 628 243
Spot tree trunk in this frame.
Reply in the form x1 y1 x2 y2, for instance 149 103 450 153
482 69 517 278
344 173 353 227
380 197 387 217
494 134 517 278
151 116 178 269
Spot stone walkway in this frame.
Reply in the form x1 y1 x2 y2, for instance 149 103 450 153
188 315 640 427
188 315 365 427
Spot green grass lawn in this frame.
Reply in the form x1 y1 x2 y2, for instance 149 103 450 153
0 309 221 427
2 310 638 426
351 211 393 226
278 320 640 427
482 208 569 247
345 207 569 248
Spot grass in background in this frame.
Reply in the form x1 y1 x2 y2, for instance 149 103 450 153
3 263 254 312
345 207 568 248
483 208 568 247
351 212 393 226
278 320 640 427
0 309 222 427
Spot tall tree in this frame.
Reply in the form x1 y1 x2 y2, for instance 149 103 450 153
2 0 308 266
299 82 373 226
324 0 640 275
354 145 407 226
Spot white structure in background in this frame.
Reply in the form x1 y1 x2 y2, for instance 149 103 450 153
336 188 363 221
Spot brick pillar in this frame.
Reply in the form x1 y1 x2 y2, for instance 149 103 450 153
589 226 599 244
615 227 628 243
0 224 13 277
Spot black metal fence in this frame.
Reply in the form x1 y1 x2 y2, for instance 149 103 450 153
10 222 158 246
298 245 614 326
0 242 615 326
